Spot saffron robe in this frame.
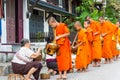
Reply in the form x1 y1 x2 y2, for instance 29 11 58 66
56 23 72 71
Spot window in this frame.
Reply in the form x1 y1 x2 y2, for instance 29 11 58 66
29 9 44 42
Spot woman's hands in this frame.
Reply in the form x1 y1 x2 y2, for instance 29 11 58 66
31 48 42 59
37 48 42 55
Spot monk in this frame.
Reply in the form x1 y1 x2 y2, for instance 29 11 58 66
99 17 113 64
111 23 118 60
73 21 88 72
48 17 72 79
86 16 102 67
116 21 120 59
84 20 93 66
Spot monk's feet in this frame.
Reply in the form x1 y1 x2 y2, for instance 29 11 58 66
68 69 74 73
81 70 87 73
56 78 62 80
77 69 80 72
81 68 88 72
97 64 101 67
56 76 62 80
93 64 97 67
25 79 32 80
77 69 82 73
84 69 88 72
62 75 67 80
104 61 108 64
109 59 113 63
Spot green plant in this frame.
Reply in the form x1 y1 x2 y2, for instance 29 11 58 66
75 0 103 24
36 32 44 42
64 0 120 31
105 0 120 23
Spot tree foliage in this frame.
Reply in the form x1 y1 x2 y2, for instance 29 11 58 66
106 0 120 23
64 0 120 31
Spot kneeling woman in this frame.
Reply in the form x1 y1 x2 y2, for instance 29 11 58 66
12 39 42 80
46 53 58 75
45 35 58 75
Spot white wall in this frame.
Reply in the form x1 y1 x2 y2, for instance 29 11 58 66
1 3 7 43
23 0 30 39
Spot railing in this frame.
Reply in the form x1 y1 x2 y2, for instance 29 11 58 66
30 32 50 42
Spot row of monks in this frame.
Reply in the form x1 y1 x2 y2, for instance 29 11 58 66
48 16 120 79
74 16 120 72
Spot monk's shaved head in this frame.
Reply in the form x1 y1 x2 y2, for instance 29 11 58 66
74 21 82 30
84 20 90 24
99 16 104 20
74 21 82 27
118 20 120 24
48 17 58 28
48 17 57 24
84 20 90 28
99 16 105 23
86 16 91 20
116 20 120 27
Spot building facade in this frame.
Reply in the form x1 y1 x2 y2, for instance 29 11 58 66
0 0 79 44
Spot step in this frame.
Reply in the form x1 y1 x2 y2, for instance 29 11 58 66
0 63 12 76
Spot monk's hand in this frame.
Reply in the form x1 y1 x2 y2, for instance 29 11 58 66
55 36 61 40
74 45 78 49
72 46 75 49
101 33 107 37
93 32 98 36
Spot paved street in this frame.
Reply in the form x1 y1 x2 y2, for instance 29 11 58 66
1 59 120 80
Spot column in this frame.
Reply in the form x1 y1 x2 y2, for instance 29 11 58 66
68 0 72 13
23 0 30 39
1 2 6 43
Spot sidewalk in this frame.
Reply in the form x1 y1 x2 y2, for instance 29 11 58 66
1 59 120 80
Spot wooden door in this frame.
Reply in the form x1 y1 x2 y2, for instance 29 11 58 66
6 0 16 43
16 0 23 42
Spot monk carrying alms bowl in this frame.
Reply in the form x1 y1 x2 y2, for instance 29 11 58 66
46 43 59 55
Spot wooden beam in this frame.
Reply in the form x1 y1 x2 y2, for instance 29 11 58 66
28 0 40 12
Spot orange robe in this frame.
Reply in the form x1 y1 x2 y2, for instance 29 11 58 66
85 27 93 64
111 24 118 56
116 28 120 54
56 23 72 71
89 21 102 60
101 21 113 59
75 29 88 69
117 28 120 44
